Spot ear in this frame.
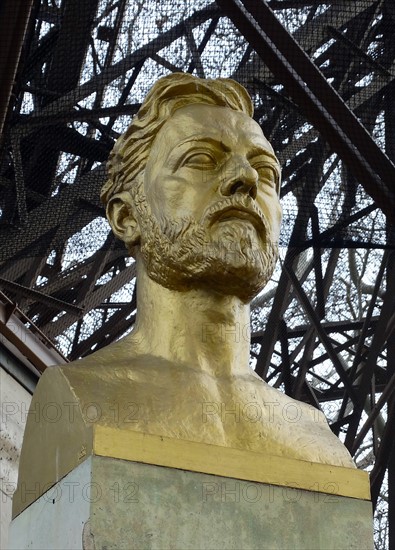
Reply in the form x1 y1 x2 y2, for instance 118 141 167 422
106 191 141 247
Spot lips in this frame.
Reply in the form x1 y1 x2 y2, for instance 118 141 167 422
210 205 265 232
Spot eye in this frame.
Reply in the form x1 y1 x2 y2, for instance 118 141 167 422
181 152 217 169
253 164 279 191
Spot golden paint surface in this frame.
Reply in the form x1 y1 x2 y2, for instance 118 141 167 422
93 426 370 501
15 74 360 517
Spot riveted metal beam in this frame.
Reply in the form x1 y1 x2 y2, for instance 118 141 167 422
0 0 35 137
217 0 395 223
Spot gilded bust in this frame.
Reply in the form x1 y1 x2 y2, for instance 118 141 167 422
15 73 355 515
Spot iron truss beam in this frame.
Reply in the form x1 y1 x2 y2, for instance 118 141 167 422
0 1 394 543
0 0 35 136
217 0 395 223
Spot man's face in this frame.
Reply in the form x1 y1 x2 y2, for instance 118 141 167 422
134 103 282 301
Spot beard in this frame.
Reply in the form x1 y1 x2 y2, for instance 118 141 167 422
130 183 279 302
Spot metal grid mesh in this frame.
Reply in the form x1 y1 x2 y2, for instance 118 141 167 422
0 2 394 545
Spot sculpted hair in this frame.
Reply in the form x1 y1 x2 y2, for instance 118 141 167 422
101 72 254 206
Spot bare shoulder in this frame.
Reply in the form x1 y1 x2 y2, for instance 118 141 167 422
245 372 356 468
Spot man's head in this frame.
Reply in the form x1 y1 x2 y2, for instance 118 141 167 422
102 73 282 302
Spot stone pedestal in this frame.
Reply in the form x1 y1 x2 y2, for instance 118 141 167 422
9 429 374 549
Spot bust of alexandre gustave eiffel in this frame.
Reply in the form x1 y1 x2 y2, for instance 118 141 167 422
18 73 355 493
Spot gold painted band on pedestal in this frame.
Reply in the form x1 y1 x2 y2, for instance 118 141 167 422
93 426 370 501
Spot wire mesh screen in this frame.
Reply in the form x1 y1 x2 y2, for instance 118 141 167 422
0 2 394 546
0 2 392 356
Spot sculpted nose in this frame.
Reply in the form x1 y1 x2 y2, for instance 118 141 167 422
220 157 258 199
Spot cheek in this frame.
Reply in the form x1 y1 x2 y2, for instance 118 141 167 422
271 206 282 241
273 201 282 226
257 192 282 235
145 171 198 219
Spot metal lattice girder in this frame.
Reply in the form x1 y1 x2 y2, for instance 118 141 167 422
217 0 395 222
23 0 101 192
1 2 395 542
0 0 35 136
27 4 219 120
0 166 106 261
235 0 380 86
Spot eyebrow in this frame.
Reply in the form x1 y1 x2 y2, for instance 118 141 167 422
166 136 228 170
169 136 280 163
247 146 280 166
171 136 229 154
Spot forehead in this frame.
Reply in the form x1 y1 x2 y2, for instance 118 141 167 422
153 103 275 156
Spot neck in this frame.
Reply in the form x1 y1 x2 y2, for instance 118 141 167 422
127 259 252 378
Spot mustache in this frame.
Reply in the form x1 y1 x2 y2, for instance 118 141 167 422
202 195 269 235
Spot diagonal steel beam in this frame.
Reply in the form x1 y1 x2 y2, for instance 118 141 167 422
0 0 35 137
43 262 136 339
31 4 219 119
352 370 395 456
282 263 359 405
69 305 136 360
0 165 106 262
0 277 82 315
336 250 389 429
370 398 395 508
217 0 395 223
235 1 377 88
23 0 101 197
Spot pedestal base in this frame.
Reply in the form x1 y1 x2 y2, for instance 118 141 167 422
9 455 373 550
